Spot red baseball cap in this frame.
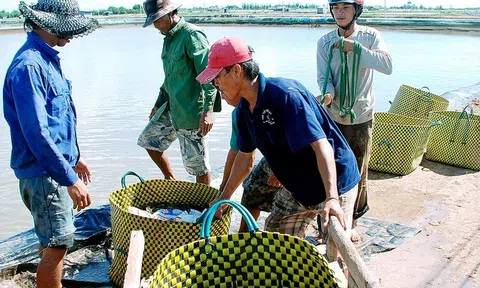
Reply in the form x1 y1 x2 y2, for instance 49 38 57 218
196 37 253 84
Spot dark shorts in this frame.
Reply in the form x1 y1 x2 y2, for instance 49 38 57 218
19 176 75 248
337 120 373 219
241 157 281 212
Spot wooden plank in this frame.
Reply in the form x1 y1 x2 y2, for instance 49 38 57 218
124 230 145 288
328 216 380 288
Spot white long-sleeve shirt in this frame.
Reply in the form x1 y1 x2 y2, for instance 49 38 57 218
317 25 393 125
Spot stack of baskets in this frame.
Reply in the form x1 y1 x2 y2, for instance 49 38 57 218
109 172 233 286
371 84 479 175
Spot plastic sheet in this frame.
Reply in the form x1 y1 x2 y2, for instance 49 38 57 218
61 245 113 287
356 217 421 260
0 205 111 270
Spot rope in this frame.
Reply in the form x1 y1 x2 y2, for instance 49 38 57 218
321 36 362 124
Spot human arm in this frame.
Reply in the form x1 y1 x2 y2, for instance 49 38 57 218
151 85 168 119
11 65 92 211
74 157 92 185
187 31 217 135
219 149 239 192
316 38 335 104
310 139 346 231
67 180 92 211
10 64 78 186
336 34 392 75
210 151 256 218
282 91 345 229
220 108 243 191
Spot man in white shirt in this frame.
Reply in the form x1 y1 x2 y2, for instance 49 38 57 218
317 0 393 242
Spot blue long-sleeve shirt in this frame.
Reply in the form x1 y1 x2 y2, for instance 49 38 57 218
3 32 79 186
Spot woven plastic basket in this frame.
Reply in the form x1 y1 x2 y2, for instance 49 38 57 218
370 113 441 175
389 85 449 119
426 105 480 170
150 200 339 288
109 172 232 286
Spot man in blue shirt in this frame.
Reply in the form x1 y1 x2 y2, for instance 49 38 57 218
2 1 98 287
197 37 360 238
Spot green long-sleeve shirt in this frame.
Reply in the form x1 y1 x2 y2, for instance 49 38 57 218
155 18 217 130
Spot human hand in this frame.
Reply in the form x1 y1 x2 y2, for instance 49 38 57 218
334 38 356 52
267 173 283 188
67 179 92 212
73 157 91 185
149 106 159 120
200 110 214 136
321 197 346 232
321 93 333 106
209 193 231 218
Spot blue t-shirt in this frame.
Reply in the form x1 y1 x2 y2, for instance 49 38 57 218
236 73 360 206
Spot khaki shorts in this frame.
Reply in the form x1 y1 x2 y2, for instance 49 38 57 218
264 186 358 238
137 111 210 176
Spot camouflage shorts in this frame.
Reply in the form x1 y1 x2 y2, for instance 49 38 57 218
137 111 210 176
241 157 280 212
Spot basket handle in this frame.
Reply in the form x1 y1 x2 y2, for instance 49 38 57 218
378 139 391 149
412 86 433 117
121 171 145 189
430 121 442 127
419 86 433 102
200 200 259 238
450 105 474 144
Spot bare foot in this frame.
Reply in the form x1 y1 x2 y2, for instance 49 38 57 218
350 228 362 242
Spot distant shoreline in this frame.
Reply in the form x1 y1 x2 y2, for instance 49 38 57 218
1 16 480 36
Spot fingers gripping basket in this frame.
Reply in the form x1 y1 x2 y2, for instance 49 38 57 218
109 172 232 286
370 113 441 175
150 200 339 288
389 85 449 119
426 105 480 170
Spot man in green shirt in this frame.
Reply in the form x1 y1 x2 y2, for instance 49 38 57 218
138 0 217 184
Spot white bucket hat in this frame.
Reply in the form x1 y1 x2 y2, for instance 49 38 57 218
19 0 99 38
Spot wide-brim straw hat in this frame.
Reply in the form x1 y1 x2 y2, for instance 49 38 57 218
19 0 99 39
143 0 182 28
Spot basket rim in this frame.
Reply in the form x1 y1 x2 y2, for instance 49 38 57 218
400 85 449 104
374 112 433 127
429 110 480 119
108 179 222 216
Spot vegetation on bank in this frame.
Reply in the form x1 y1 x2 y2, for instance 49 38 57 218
1 3 479 19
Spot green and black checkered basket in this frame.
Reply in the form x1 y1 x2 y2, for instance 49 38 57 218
426 105 480 170
150 200 339 288
370 113 441 175
388 85 449 119
109 172 232 287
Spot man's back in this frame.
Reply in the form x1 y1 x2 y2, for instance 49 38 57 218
236 74 360 206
